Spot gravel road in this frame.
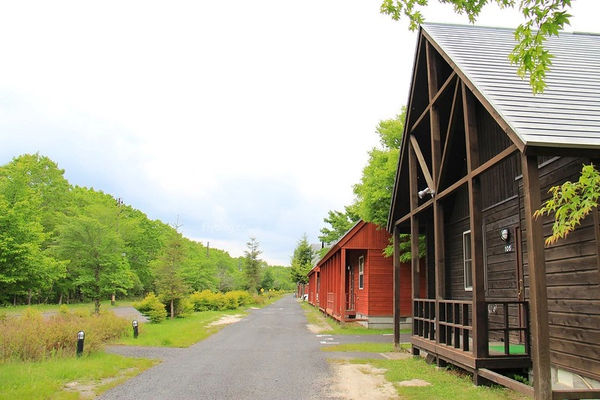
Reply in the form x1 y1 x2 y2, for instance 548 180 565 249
100 295 337 400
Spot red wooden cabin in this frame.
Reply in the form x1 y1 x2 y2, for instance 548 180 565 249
307 221 411 328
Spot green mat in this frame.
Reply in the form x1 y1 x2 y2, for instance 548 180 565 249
488 343 526 355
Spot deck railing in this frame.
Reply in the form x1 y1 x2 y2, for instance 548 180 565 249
438 299 473 352
413 299 530 357
485 301 530 357
326 292 334 313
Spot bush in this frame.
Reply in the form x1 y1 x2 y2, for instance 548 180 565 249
133 293 167 323
173 297 193 318
189 290 253 311
0 308 129 361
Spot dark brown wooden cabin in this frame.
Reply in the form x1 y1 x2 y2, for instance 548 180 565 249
387 24 600 399
307 221 411 328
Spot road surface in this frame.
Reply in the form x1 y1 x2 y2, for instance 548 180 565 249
100 295 338 400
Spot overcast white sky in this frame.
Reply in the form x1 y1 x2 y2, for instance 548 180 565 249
1 1 598 265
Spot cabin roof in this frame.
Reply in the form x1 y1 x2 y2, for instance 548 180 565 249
423 23 600 151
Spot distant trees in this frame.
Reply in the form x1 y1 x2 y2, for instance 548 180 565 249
243 237 262 293
0 153 292 306
290 235 314 285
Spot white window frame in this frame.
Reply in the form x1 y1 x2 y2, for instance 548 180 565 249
358 256 364 290
463 230 473 291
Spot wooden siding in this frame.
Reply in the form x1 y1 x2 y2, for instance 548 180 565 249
367 250 394 316
519 157 600 380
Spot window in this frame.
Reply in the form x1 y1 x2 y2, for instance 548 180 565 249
463 231 472 291
358 256 364 290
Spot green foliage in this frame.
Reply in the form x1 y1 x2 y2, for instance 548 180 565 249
534 164 600 245
133 292 167 323
318 204 360 245
379 0 572 94
290 235 315 284
153 229 190 318
189 290 253 312
243 237 262 293
0 308 128 361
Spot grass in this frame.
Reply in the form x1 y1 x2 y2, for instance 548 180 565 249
0 299 136 316
115 309 247 347
301 302 410 335
356 357 529 400
0 352 157 400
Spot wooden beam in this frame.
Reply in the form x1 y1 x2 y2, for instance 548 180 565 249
436 144 518 202
434 198 445 346
593 207 600 282
552 389 600 400
437 78 459 192
393 226 402 346
477 368 535 397
463 84 487 360
426 41 439 101
341 248 346 316
421 29 525 153
521 153 552 400
410 135 435 191
410 71 457 133
409 141 420 331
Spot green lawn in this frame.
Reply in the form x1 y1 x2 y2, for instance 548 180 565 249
301 302 409 335
489 343 526 355
322 342 398 353
360 357 529 400
115 309 248 347
0 352 156 400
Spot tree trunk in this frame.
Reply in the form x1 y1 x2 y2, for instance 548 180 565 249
111 293 115 306
94 298 100 314
27 289 32 305
170 299 174 319
13 295 16 306
58 293 63 305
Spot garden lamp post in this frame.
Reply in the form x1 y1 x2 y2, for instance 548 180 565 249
132 320 138 338
76 330 85 357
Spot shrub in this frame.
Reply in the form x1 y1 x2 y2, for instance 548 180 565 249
173 297 193 318
0 308 129 361
134 293 167 323
189 290 253 311
189 290 214 312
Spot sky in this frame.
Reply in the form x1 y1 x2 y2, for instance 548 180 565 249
1 1 598 265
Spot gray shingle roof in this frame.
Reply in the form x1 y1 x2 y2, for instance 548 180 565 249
423 23 600 150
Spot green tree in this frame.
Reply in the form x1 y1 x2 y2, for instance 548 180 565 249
243 237 262 293
153 228 190 318
380 0 572 94
289 235 314 285
318 204 360 245
260 269 274 290
54 209 133 314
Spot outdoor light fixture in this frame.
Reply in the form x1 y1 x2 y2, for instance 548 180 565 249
500 228 510 242
418 187 434 199
132 320 139 338
76 330 85 357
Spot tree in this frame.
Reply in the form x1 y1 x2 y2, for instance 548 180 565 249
534 164 600 245
153 228 190 318
380 0 572 94
260 269 274 291
290 235 314 285
244 237 262 293
318 204 360 245
54 210 133 314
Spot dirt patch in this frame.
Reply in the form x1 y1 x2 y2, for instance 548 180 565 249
397 378 430 387
207 314 243 327
63 368 137 399
306 323 328 334
330 362 399 400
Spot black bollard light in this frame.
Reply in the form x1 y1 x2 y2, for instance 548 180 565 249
76 330 85 357
132 320 138 338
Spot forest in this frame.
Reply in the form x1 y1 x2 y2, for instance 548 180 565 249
0 153 294 307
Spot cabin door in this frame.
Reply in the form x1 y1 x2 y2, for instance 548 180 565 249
346 265 355 311
483 210 526 345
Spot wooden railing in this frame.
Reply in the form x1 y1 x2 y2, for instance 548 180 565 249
485 301 530 357
413 299 436 341
438 299 473 352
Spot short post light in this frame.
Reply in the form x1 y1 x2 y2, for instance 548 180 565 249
132 320 139 338
76 330 85 357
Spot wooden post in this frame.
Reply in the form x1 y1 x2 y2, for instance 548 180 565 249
463 83 488 375
393 226 402 347
409 140 421 354
341 248 346 318
521 153 552 400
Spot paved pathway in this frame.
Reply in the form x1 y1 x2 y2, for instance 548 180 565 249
100 295 337 400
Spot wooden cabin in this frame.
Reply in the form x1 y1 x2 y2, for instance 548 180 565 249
307 221 411 328
387 24 600 399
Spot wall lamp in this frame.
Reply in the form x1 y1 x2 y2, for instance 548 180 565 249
418 187 435 199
